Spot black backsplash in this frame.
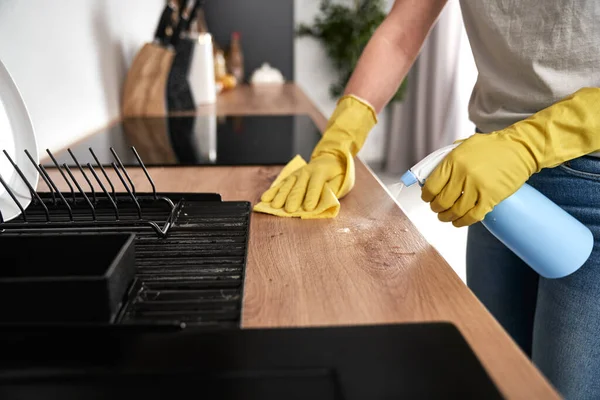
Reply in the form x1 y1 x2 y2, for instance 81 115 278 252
203 0 294 82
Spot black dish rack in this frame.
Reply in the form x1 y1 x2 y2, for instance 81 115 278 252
0 146 251 330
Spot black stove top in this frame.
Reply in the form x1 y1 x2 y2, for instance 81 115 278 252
46 114 322 168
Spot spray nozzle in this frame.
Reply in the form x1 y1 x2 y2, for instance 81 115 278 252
399 143 460 187
400 171 418 187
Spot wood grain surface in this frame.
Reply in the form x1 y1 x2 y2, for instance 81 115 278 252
121 43 174 117
174 83 329 130
40 84 560 400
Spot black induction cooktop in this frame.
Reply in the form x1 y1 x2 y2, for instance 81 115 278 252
45 114 322 168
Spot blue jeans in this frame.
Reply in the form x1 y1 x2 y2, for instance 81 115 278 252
467 156 600 399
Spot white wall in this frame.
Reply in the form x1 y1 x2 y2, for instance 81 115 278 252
294 0 394 164
0 0 165 158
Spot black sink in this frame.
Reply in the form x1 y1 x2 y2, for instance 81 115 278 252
0 322 504 399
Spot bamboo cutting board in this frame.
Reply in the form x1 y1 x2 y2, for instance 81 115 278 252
121 43 174 117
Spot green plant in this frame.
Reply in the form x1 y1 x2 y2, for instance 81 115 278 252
297 0 407 101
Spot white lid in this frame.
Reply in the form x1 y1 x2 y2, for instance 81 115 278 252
250 63 285 85
0 59 38 222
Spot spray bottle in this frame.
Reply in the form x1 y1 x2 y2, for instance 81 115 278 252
400 144 594 279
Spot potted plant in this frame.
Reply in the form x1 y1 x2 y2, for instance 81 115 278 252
296 0 407 102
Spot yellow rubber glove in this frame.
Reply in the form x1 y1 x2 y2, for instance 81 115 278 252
253 155 343 219
258 94 377 214
423 87 600 227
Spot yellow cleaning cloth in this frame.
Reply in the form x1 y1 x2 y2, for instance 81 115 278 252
253 155 343 219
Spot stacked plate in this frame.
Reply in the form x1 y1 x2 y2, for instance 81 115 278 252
0 59 38 222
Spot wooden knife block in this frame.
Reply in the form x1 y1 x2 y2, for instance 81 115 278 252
121 43 174 118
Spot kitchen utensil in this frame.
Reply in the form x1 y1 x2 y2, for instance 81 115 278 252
0 59 38 222
166 2 196 113
167 0 217 111
166 37 195 112
0 233 136 323
401 144 594 279
153 1 176 46
121 3 177 117
188 0 205 25
170 0 193 48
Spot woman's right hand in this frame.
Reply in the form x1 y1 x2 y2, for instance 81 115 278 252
258 94 377 212
260 152 348 213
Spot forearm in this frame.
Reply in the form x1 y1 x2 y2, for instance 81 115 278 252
503 87 600 170
344 0 448 113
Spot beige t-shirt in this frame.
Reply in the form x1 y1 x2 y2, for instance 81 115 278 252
459 0 600 134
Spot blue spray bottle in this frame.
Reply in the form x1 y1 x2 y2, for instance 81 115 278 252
400 144 594 279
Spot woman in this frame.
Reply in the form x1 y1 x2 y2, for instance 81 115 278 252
260 1 600 398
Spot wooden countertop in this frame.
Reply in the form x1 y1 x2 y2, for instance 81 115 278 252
43 83 559 399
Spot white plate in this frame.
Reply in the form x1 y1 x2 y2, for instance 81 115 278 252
0 59 38 222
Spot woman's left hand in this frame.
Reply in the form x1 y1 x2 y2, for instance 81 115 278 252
421 132 537 227
422 87 600 227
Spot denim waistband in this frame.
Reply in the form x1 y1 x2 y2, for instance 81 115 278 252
562 155 600 177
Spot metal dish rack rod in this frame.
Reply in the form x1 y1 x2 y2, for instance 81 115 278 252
0 146 179 238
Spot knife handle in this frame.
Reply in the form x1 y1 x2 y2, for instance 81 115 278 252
170 6 192 47
154 3 176 46
187 0 204 29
